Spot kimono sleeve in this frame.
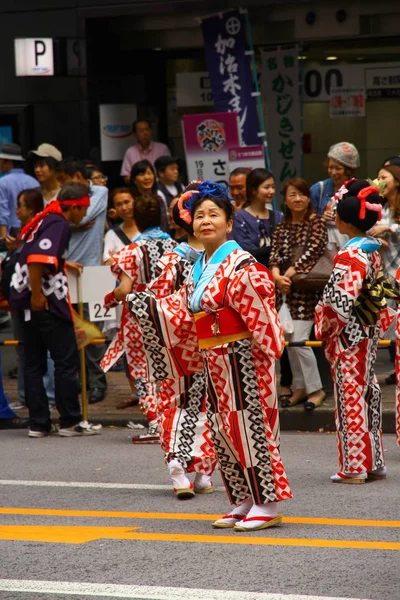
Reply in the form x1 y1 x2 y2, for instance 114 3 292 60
314 248 366 341
227 262 284 360
110 243 141 287
25 218 69 272
127 287 203 380
148 252 180 298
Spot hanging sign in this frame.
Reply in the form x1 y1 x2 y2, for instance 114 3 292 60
261 48 302 196
366 66 400 98
330 87 365 118
228 145 265 171
99 104 137 162
182 112 240 184
14 38 54 76
176 72 214 107
201 10 259 145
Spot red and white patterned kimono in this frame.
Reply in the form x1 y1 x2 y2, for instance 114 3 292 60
101 236 176 422
128 244 292 506
315 237 395 474
148 245 217 476
395 267 400 447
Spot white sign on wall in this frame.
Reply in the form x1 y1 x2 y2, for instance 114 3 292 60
366 66 400 98
14 38 54 77
303 62 400 102
176 72 214 107
330 88 365 118
99 104 138 162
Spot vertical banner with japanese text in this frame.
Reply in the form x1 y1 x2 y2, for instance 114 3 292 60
182 112 240 184
201 10 259 146
261 48 302 197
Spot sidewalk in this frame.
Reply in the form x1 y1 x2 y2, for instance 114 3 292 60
3 370 398 433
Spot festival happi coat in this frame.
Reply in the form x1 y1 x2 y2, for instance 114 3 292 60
315 237 396 473
101 235 176 422
128 242 292 506
147 242 217 475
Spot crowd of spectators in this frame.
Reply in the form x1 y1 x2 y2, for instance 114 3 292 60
0 125 399 432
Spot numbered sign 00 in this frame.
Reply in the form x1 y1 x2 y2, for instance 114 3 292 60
88 301 116 322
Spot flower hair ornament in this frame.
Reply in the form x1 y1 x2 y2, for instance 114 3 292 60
357 186 382 220
196 181 229 201
176 187 200 225
332 178 357 203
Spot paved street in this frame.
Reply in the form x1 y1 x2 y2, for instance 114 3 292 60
1 429 399 600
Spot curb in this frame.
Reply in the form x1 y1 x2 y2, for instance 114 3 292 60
89 408 397 434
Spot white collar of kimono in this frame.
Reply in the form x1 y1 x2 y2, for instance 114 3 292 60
189 241 241 313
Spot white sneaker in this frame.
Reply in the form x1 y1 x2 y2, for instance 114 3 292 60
131 423 159 444
58 420 101 437
10 402 26 410
28 429 50 438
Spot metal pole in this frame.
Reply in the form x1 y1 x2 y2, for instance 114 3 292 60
77 275 88 422
243 9 271 172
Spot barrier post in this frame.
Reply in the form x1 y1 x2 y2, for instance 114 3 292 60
77 275 88 422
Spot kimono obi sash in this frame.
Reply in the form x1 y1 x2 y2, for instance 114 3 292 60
193 307 251 349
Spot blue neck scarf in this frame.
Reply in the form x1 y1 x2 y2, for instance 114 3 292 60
174 242 202 263
189 241 241 313
343 236 382 253
139 226 170 241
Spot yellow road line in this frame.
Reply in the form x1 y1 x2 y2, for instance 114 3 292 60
0 508 399 528
0 524 399 550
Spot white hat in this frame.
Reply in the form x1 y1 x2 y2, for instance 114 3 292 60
0 143 24 161
29 143 62 162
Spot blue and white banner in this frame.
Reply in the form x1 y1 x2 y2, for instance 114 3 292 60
201 10 259 146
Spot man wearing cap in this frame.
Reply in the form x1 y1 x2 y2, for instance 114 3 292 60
121 120 170 185
0 144 39 238
29 143 62 206
155 156 185 207
9 182 100 438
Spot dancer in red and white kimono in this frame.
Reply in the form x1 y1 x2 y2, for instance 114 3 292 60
395 266 400 447
147 189 217 497
128 181 292 531
315 179 397 483
101 195 176 442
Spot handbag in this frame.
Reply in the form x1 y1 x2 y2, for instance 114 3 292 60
291 223 338 292
278 294 294 334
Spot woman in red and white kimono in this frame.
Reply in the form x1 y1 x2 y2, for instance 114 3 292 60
147 189 217 498
101 195 176 442
315 179 397 483
395 266 400 447
128 181 292 532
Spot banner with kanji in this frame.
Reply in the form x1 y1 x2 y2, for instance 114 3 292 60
182 112 240 184
261 48 302 197
201 10 259 146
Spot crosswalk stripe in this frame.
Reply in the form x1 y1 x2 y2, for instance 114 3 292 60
0 579 375 599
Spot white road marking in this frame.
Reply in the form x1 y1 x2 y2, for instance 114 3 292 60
0 580 368 600
0 479 225 491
